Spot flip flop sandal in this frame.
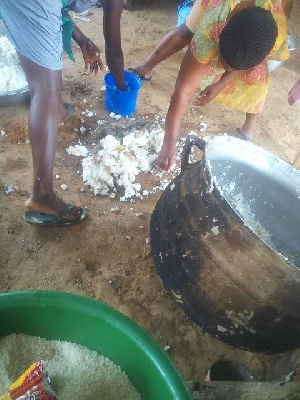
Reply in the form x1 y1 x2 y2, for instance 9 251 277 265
62 102 75 123
23 205 86 226
235 128 253 142
127 68 151 81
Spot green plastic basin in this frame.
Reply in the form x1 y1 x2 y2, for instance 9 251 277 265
0 290 191 400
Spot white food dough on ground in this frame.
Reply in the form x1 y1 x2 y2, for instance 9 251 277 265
81 124 165 200
0 36 27 93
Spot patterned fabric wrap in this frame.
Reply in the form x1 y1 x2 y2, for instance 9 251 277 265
190 0 290 113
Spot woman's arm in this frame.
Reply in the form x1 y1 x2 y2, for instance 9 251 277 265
62 9 103 75
72 24 103 75
157 47 208 171
101 0 126 90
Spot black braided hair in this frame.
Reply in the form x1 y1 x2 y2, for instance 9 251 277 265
219 6 278 70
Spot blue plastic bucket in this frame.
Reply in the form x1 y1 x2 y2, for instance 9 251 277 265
177 0 193 27
104 71 142 116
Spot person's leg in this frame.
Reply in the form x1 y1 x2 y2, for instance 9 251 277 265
18 54 80 219
240 113 258 139
133 24 194 79
157 47 207 171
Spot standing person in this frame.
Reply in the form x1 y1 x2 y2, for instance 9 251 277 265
0 0 125 225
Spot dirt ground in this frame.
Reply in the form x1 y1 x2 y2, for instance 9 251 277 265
1 0 300 384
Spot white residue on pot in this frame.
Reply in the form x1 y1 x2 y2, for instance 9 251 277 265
220 182 274 246
225 309 256 334
170 290 184 304
217 325 227 333
206 160 215 193
0 36 27 92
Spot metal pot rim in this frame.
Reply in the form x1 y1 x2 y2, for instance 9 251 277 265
0 86 29 97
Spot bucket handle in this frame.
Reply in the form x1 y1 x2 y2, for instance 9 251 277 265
181 133 206 171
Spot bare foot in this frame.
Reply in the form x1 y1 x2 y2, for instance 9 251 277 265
157 140 177 171
236 128 253 142
240 113 257 140
26 193 81 220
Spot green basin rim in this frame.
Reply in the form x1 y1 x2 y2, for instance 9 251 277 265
0 290 192 400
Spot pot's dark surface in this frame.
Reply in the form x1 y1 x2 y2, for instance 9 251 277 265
150 135 300 354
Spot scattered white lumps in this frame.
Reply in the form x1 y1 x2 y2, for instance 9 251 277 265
81 109 94 117
0 36 27 92
97 119 107 126
66 144 89 157
109 112 122 120
81 125 165 200
61 184 67 190
4 185 15 195
66 122 200 201
0 334 141 400
199 122 208 132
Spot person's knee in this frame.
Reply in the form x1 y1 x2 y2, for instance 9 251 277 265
18 54 62 97
178 24 193 42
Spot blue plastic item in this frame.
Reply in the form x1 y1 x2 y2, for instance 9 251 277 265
104 71 142 116
177 0 193 27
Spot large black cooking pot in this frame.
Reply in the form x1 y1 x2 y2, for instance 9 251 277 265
150 134 300 354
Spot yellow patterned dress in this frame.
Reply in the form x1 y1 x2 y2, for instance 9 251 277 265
190 0 290 113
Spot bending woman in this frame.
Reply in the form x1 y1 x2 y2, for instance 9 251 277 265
157 0 289 171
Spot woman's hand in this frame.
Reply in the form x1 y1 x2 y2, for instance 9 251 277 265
194 70 241 107
157 139 177 172
194 82 222 106
80 40 104 76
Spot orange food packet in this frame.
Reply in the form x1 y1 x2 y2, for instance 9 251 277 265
0 360 58 400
